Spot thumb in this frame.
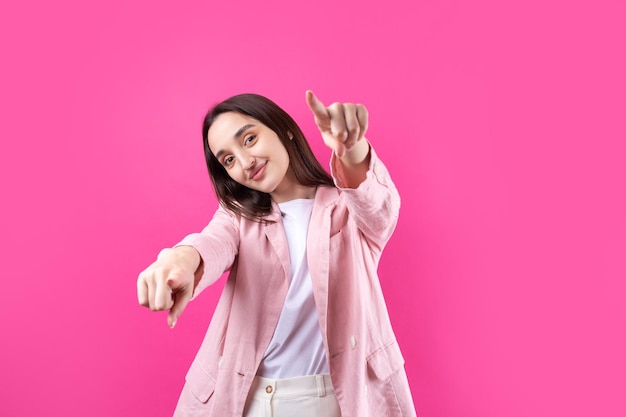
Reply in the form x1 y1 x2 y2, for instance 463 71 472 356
166 278 193 329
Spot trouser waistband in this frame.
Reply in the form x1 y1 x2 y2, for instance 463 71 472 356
249 374 334 398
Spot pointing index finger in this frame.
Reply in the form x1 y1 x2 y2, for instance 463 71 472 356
305 90 329 121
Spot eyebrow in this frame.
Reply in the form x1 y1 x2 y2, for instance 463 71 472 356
215 123 255 160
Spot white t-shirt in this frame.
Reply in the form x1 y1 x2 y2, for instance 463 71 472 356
256 198 330 379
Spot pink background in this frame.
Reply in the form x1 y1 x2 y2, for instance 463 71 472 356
1 0 625 416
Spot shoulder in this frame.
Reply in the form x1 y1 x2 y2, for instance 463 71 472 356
314 185 340 206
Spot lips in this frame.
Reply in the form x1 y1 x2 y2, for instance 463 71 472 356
249 162 267 181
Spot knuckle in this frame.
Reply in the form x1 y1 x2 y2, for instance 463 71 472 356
154 297 172 311
166 269 184 284
157 248 172 259
153 264 167 277
336 130 348 141
329 102 342 111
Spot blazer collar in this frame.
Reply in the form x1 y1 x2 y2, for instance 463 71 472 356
262 186 339 223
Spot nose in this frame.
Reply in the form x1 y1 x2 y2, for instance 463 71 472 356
241 153 255 170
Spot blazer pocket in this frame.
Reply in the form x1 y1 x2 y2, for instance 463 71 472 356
367 341 406 381
185 361 217 403
329 229 343 251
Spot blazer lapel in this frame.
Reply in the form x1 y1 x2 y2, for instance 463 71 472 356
307 186 338 336
264 202 291 283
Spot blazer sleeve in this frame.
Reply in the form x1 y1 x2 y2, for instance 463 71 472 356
330 145 401 253
174 204 240 298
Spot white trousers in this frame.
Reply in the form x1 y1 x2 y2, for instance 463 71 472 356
242 374 341 417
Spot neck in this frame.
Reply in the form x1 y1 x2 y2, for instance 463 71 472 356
271 184 317 203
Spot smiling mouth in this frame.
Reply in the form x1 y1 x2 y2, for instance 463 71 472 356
249 162 267 181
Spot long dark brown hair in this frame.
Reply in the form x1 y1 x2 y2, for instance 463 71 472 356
202 94 334 221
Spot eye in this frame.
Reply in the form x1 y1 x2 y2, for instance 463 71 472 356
244 134 257 146
223 156 234 167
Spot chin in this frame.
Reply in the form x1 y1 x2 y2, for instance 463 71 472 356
247 182 275 194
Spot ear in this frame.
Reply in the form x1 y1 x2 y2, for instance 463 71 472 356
287 131 294 140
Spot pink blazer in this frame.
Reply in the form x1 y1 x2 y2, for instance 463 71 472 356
173 148 417 417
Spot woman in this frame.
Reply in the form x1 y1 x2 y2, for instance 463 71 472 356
137 91 417 417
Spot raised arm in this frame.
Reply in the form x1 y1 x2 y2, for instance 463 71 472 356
306 90 400 252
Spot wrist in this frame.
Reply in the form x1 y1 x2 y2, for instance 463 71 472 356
338 139 371 166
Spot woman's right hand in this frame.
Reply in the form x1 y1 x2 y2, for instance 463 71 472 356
137 246 201 328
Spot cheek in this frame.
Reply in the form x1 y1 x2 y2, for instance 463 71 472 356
228 170 245 184
279 149 291 171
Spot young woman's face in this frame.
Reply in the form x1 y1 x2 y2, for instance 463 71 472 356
208 111 295 198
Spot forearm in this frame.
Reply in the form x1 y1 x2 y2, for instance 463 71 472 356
332 146 401 251
174 206 239 297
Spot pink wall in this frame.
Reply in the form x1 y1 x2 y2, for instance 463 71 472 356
1 0 625 416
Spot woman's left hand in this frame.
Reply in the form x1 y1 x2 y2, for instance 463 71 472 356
305 90 369 159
